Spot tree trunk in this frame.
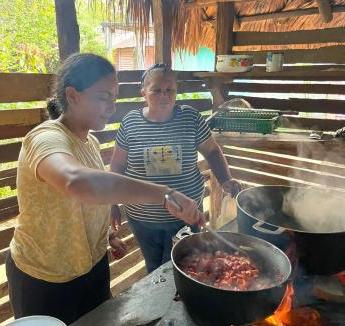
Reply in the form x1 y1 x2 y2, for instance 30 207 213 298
54 0 80 61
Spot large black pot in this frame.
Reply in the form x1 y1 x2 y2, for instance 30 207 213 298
171 231 291 326
237 185 345 275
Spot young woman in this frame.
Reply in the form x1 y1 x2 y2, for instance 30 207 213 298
6 55 203 324
111 64 241 273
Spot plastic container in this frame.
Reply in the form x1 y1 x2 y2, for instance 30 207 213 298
266 52 284 72
7 315 66 326
209 109 280 135
216 55 253 73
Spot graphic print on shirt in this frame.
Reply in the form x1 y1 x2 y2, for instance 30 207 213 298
144 145 182 176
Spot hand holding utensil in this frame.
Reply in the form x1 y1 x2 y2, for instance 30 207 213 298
165 192 252 256
164 190 204 226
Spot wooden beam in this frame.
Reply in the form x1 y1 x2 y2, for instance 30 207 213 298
185 0 255 7
222 145 345 177
0 206 19 222
316 0 333 23
234 46 345 64
0 125 34 140
117 80 209 99
54 0 80 61
116 70 198 83
110 262 147 297
238 6 345 23
0 73 54 103
227 81 345 95
0 142 22 164
91 130 118 144
110 248 143 279
225 96 345 114
214 133 345 164
152 0 173 66
109 98 212 123
0 301 12 323
215 2 235 55
0 227 14 251
0 108 42 126
224 154 345 189
193 68 345 80
281 116 345 132
0 281 8 299
234 27 345 46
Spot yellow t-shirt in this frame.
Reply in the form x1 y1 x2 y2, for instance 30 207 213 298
10 120 110 283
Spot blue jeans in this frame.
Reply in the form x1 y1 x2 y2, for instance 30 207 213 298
127 218 199 273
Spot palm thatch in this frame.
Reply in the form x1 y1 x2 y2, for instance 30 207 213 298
174 0 345 53
93 0 345 54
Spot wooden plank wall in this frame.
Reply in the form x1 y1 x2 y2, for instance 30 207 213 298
201 25 345 233
0 71 211 324
227 27 345 132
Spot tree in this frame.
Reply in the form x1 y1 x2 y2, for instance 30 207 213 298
54 0 80 61
0 0 59 72
0 0 107 73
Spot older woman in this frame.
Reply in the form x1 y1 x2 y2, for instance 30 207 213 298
111 64 241 273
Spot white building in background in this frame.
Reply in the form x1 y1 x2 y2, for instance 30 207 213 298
101 22 155 70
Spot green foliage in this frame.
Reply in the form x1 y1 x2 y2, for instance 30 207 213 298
76 0 107 58
0 0 108 73
0 187 16 199
177 92 212 100
0 0 59 72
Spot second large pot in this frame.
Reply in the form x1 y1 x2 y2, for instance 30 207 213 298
237 185 345 275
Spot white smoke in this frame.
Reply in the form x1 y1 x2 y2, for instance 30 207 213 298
282 187 345 233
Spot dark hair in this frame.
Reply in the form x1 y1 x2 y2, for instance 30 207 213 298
47 53 116 119
141 63 175 87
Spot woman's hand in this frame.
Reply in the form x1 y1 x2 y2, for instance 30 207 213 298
222 179 242 198
110 204 122 230
109 229 127 260
164 190 205 226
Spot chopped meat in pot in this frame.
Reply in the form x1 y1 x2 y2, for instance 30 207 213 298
179 250 260 291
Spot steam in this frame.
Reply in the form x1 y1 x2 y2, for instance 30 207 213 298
239 186 345 233
281 139 345 233
282 187 345 233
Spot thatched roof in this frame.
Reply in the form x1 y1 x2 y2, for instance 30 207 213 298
122 0 345 54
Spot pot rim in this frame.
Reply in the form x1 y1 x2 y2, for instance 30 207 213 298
236 185 345 235
171 231 292 293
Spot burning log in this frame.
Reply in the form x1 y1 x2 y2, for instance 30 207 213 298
254 283 322 326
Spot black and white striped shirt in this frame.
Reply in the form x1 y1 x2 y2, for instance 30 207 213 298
116 105 211 223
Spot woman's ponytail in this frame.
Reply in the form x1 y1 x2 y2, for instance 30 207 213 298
46 96 62 119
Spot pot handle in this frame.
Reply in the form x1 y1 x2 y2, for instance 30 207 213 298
252 221 285 235
175 226 194 241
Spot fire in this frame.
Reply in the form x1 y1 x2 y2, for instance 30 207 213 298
254 283 322 326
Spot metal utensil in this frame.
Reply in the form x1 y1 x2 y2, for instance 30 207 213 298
165 192 252 256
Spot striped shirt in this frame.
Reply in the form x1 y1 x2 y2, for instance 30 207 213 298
116 105 211 222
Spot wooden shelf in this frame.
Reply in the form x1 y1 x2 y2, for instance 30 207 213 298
194 67 345 80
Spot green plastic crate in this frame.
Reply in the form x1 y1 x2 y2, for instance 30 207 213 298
209 109 281 135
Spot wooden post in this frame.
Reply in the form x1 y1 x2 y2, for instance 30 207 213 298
152 0 173 67
316 0 333 23
212 2 236 111
54 0 80 61
215 2 235 56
